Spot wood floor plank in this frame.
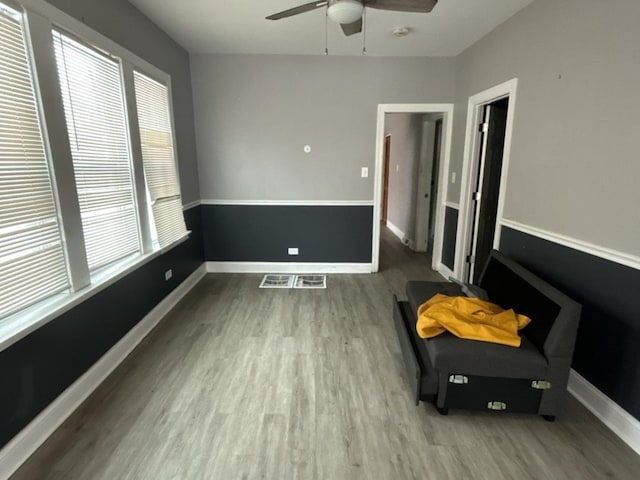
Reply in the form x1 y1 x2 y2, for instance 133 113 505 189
10 226 640 479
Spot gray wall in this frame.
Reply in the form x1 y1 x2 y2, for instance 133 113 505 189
383 113 423 239
47 0 200 204
191 54 456 201
450 0 640 256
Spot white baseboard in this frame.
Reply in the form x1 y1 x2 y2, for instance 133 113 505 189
206 261 372 274
385 221 405 242
568 369 640 455
0 264 207 480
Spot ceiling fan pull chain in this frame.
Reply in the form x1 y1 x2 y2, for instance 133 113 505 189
324 7 329 55
362 6 367 55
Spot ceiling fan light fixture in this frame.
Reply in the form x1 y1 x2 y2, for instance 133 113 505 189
327 0 364 25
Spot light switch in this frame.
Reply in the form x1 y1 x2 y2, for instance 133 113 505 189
361 167 368 178
451 172 457 184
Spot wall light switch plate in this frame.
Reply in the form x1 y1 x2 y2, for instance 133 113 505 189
361 167 368 178
288 247 299 255
451 172 457 184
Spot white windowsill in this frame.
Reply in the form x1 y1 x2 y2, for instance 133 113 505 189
0 232 191 353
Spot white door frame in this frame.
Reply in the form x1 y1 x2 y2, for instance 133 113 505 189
372 103 454 273
454 78 518 280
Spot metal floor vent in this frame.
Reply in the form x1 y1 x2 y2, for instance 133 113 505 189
259 274 294 289
294 275 326 289
259 274 327 289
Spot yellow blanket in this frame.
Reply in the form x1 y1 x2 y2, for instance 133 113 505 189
416 294 531 347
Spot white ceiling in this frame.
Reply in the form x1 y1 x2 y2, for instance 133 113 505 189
128 0 535 57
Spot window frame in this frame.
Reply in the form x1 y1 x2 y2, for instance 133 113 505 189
132 68 188 249
0 2 70 319
0 0 190 351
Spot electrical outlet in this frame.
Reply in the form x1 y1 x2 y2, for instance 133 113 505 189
288 247 299 256
164 269 172 281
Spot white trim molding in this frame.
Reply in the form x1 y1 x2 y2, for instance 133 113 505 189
200 199 374 207
0 264 207 480
206 262 372 274
445 201 460 210
568 370 640 455
454 78 518 281
372 103 455 277
438 264 455 282
385 221 405 242
182 200 201 211
500 219 640 271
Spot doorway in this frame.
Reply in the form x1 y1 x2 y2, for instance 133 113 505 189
372 104 454 274
382 135 391 225
455 79 518 282
467 98 508 282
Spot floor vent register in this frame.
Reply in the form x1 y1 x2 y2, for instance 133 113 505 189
260 274 326 289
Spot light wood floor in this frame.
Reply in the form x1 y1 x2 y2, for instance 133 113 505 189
12 227 640 479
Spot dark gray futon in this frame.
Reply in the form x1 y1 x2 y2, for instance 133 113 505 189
392 249 581 419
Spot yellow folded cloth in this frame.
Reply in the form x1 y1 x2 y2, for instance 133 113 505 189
416 294 531 347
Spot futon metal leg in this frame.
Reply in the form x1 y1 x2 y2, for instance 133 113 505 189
436 407 449 416
542 415 555 422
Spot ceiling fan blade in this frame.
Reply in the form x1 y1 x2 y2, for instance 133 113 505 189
340 17 363 36
365 0 438 13
266 1 329 20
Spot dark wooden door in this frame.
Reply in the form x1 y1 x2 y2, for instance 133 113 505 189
469 98 509 283
382 135 391 225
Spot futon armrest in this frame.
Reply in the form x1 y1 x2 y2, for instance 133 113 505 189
448 277 489 301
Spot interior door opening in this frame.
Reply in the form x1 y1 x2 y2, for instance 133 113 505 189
427 119 443 254
467 97 509 282
372 104 454 275
378 112 445 270
382 135 391 225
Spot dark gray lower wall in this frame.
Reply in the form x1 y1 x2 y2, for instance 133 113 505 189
0 206 204 448
500 226 640 421
202 205 373 263
442 206 458 270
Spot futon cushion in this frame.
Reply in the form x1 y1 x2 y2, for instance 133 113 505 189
426 333 548 379
406 281 463 315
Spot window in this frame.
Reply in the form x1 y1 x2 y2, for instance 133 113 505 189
53 30 140 270
0 5 68 318
0 1 188 332
133 71 187 248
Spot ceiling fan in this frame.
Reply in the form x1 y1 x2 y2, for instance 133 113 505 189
266 0 438 37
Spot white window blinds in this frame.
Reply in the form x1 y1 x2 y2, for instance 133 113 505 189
0 6 68 319
53 31 139 270
133 71 186 248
